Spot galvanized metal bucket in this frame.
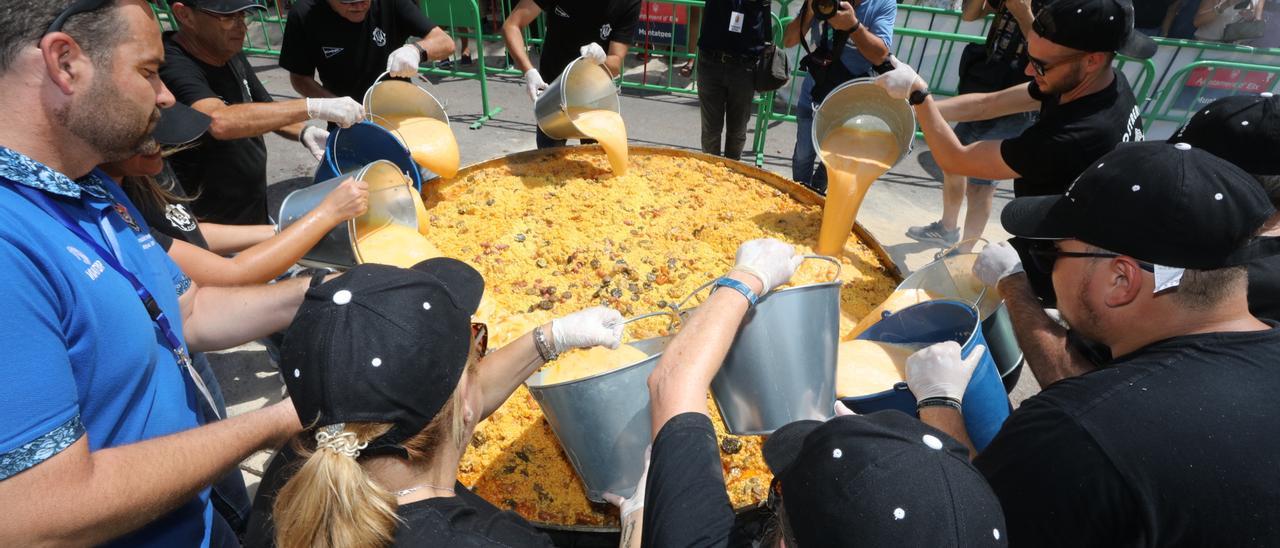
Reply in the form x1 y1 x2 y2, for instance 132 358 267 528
534 57 620 141
812 77 916 169
277 159 419 269
842 299 1011 451
524 312 676 502
895 242 1025 391
362 71 449 127
680 256 843 435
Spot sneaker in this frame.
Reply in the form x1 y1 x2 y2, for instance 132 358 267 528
906 221 960 246
460 53 474 66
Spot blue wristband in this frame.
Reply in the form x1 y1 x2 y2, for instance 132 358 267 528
712 276 759 307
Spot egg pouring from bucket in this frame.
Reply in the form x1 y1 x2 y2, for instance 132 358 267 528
362 72 460 181
524 311 677 502
535 56 621 141
278 159 420 269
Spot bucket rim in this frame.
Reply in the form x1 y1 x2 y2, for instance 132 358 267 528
524 337 667 390
810 76 916 169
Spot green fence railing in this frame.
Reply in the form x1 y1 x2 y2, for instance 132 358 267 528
418 0 504 128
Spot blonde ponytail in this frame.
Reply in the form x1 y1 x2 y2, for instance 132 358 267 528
273 423 400 548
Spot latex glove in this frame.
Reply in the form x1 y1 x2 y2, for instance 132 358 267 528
386 44 422 78
603 446 650 521
874 56 926 100
551 306 625 353
299 125 329 161
579 42 607 65
316 176 369 222
305 97 365 128
906 342 986 402
973 240 1025 288
524 69 549 103
731 238 803 295
834 400 858 417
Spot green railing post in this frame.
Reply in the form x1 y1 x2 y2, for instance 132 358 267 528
418 0 504 128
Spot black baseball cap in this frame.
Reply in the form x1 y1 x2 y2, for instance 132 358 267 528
153 103 211 146
1032 0 1157 59
178 0 266 14
1001 141 1279 270
281 258 485 458
764 411 1007 546
1170 93 1280 176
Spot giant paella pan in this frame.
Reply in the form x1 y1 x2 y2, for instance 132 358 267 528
419 145 902 530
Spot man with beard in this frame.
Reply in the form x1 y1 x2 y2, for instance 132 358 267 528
909 141 1280 545
877 0 1154 307
161 0 365 224
0 1 333 545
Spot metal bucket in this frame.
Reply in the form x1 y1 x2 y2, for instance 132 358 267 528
278 160 419 269
895 248 1025 392
524 312 675 502
534 57 620 141
811 77 916 168
841 300 1011 451
682 256 842 435
362 73 455 181
315 122 425 190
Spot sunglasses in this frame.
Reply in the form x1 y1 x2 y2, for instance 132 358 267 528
44 0 112 38
471 321 489 357
1028 243 1155 273
1027 51 1089 77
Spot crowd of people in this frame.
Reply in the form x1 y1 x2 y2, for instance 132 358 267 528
0 0 1277 547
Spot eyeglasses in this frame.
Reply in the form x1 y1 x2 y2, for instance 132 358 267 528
1028 243 1155 273
1027 51 1089 77
198 9 253 26
44 0 112 38
471 321 489 357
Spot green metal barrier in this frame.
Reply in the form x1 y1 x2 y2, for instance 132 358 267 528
1146 60 1280 131
418 0 504 128
149 0 289 55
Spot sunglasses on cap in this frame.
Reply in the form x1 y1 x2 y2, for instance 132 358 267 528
44 0 112 39
471 322 489 357
1027 241 1155 273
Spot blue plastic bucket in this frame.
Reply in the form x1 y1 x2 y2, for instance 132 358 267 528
314 121 424 190
842 299 1011 450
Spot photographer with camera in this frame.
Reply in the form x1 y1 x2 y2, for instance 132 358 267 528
783 0 896 193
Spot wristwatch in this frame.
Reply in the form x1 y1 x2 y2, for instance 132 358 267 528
411 42 428 57
908 88 932 106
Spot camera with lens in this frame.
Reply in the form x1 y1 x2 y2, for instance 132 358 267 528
811 0 840 19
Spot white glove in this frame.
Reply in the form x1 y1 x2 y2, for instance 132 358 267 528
579 42 607 65
524 69 549 103
305 97 365 128
551 306 625 353
386 44 422 78
874 56 926 101
731 238 803 294
299 126 329 161
834 400 858 417
973 240 1025 288
603 446 649 521
906 342 986 402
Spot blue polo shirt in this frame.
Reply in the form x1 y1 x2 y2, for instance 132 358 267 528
0 147 211 547
798 0 897 109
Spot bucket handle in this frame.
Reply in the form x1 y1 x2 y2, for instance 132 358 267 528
674 254 842 311
365 113 411 148
616 309 680 332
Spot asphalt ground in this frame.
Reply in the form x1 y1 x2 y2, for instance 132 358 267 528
220 53 1039 495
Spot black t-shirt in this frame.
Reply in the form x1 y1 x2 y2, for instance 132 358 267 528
160 32 272 225
279 0 437 101
533 0 641 80
697 0 771 55
393 485 555 547
125 164 211 252
1134 0 1179 28
1001 68 1145 198
957 0 1031 94
642 412 736 548
1249 255 1280 322
975 326 1280 547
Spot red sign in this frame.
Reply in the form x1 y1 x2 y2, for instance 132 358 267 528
1184 67 1276 93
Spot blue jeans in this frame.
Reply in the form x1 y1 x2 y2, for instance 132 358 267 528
193 352 253 544
792 99 828 193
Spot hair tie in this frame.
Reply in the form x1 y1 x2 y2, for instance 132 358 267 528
315 423 368 459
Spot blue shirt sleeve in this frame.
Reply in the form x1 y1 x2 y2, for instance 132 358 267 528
865 0 896 51
0 238 84 480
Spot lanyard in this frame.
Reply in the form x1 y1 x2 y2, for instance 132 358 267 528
6 179 222 420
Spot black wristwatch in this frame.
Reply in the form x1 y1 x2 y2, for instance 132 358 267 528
412 42 428 57
908 88 932 106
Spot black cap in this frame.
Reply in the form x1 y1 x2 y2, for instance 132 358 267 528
178 0 267 14
1032 0 1157 59
1001 141 1278 269
281 258 485 458
764 411 1007 547
153 103 211 146
1170 93 1280 176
